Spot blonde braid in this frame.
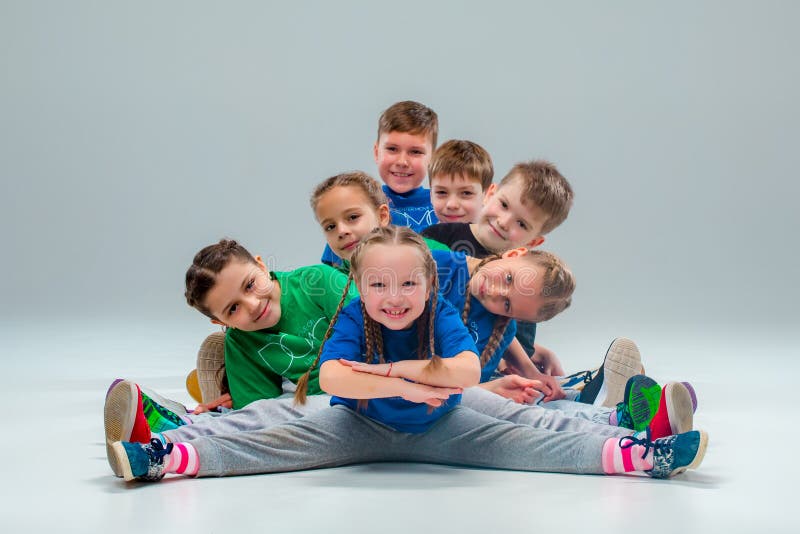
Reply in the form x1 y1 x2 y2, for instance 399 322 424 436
480 316 511 365
294 274 354 405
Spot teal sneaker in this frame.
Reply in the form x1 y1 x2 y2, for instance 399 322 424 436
619 429 708 479
615 375 662 432
111 439 173 482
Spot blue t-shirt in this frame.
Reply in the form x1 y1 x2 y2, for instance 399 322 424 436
432 249 519 381
319 296 478 433
320 185 438 267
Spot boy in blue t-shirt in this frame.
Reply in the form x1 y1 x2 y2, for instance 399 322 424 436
321 100 439 266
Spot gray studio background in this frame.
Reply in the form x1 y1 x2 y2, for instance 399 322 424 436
1 1 798 362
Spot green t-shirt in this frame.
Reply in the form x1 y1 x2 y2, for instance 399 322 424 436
224 264 358 409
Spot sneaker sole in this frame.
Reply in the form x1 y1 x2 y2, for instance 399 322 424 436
625 375 662 431
104 381 138 477
599 338 643 407
673 430 708 476
111 441 136 482
664 382 694 435
197 331 226 403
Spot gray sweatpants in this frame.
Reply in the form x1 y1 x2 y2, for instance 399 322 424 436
190 404 612 477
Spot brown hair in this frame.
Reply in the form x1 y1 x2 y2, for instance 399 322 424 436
377 100 439 149
184 239 259 320
499 160 574 235
310 171 388 216
294 225 442 405
428 139 494 190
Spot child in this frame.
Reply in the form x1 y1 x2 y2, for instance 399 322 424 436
110 226 707 482
428 139 494 224
321 100 439 267
423 159 573 263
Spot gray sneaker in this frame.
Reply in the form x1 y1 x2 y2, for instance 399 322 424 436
579 337 643 407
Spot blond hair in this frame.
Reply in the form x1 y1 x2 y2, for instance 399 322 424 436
310 171 388 216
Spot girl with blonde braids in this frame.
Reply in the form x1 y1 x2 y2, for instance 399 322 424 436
110 225 707 482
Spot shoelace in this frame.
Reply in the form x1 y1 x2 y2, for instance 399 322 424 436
618 428 655 460
147 438 174 463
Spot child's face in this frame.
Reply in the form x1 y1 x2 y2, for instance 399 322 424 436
315 185 391 260
373 131 433 194
204 258 282 331
430 173 485 223
357 243 431 330
472 176 547 253
468 248 546 322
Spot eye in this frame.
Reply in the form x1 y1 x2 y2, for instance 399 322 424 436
504 298 511 313
434 190 448 197
411 149 424 155
245 278 255 291
385 146 398 153
348 213 361 221
369 282 385 288
500 200 508 209
402 280 417 287
323 223 335 232
505 273 512 284
517 220 528 230
228 303 238 316
460 191 474 197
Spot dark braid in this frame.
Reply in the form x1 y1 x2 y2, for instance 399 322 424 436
294 273 354 405
461 253 508 365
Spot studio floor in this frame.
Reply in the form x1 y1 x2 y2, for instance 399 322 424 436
1 319 795 533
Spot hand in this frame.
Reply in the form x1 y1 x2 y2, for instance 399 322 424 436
483 374 546 404
192 393 233 414
531 343 566 376
534 373 566 402
400 382 463 407
338 358 395 377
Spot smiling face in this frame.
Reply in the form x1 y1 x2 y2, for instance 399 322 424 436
471 177 548 253
467 249 547 322
430 173 485 223
356 243 431 330
203 258 282 331
373 131 433 194
315 185 391 260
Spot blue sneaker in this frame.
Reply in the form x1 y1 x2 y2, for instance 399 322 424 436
111 439 173 482
620 429 708 479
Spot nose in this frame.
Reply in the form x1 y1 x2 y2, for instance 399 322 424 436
337 222 351 238
243 294 261 315
445 195 459 209
396 151 408 166
496 211 510 230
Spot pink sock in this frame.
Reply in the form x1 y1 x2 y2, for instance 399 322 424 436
602 437 654 474
163 443 200 476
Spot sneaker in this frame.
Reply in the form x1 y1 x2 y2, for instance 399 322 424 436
579 338 643 407
111 439 173 482
559 368 598 392
615 375 662 432
196 331 226 403
682 381 698 412
619 429 708 479
104 380 185 477
186 369 202 403
648 382 694 439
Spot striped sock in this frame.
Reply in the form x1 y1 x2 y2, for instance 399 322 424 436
163 443 200 476
602 436 654 474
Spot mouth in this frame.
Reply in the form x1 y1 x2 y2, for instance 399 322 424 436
341 241 358 252
382 308 409 320
488 221 505 240
255 301 270 322
442 214 465 222
390 171 414 179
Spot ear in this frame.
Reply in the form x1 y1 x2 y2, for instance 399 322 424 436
373 141 379 163
525 236 545 249
501 247 529 259
210 318 227 327
378 204 391 226
482 183 497 205
254 255 267 271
